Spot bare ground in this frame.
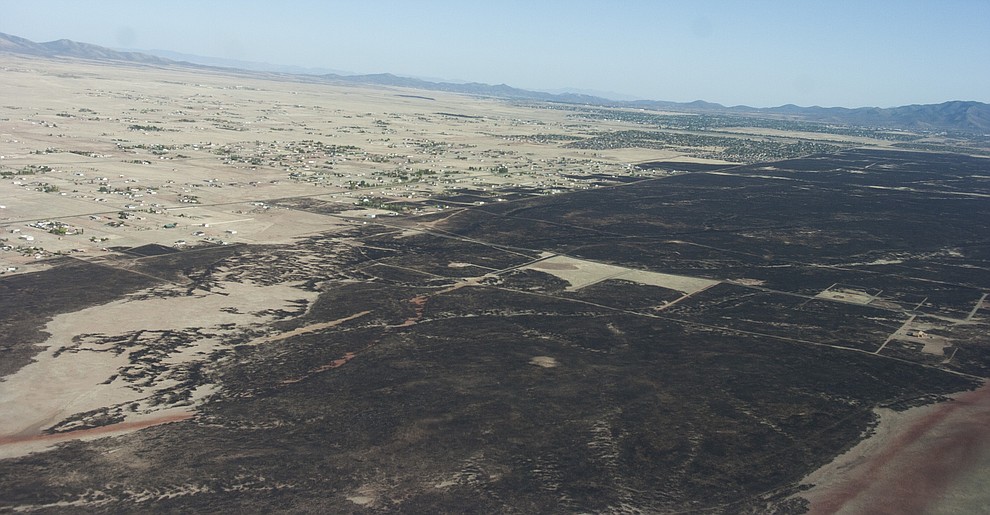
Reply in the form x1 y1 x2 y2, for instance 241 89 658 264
800 382 990 514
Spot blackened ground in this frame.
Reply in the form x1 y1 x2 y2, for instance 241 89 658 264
1 149 988 513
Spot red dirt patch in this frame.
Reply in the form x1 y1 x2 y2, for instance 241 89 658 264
399 295 429 327
807 384 990 514
0 412 193 448
281 352 358 385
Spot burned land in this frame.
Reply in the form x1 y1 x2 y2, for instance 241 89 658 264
2 53 990 513
1 146 989 513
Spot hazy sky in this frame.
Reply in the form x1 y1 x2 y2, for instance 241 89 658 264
3 0 989 108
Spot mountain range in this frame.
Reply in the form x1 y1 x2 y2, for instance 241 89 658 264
2 32 988 134
0 32 173 65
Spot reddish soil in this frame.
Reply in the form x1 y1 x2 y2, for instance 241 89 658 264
281 352 358 385
400 295 429 327
808 383 990 514
313 352 357 372
0 412 193 448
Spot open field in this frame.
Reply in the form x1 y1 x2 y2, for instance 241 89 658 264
1 55 989 513
1 54 668 273
526 254 719 294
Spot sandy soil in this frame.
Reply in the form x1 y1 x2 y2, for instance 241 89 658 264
528 254 719 294
800 382 990 514
529 356 559 368
0 280 317 459
0 410 192 460
259 310 372 344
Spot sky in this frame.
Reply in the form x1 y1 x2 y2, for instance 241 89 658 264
2 0 989 108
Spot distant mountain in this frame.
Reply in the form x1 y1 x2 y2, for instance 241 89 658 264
537 87 640 102
627 99 990 133
0 32 173 65
2 32 988 134
812 101 990 133
321 72 990 133
318 72 610 105
135 48 353 76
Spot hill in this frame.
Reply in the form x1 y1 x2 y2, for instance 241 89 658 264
0 32 173 65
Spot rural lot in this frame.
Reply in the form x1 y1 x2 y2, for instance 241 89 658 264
2 54 989 513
